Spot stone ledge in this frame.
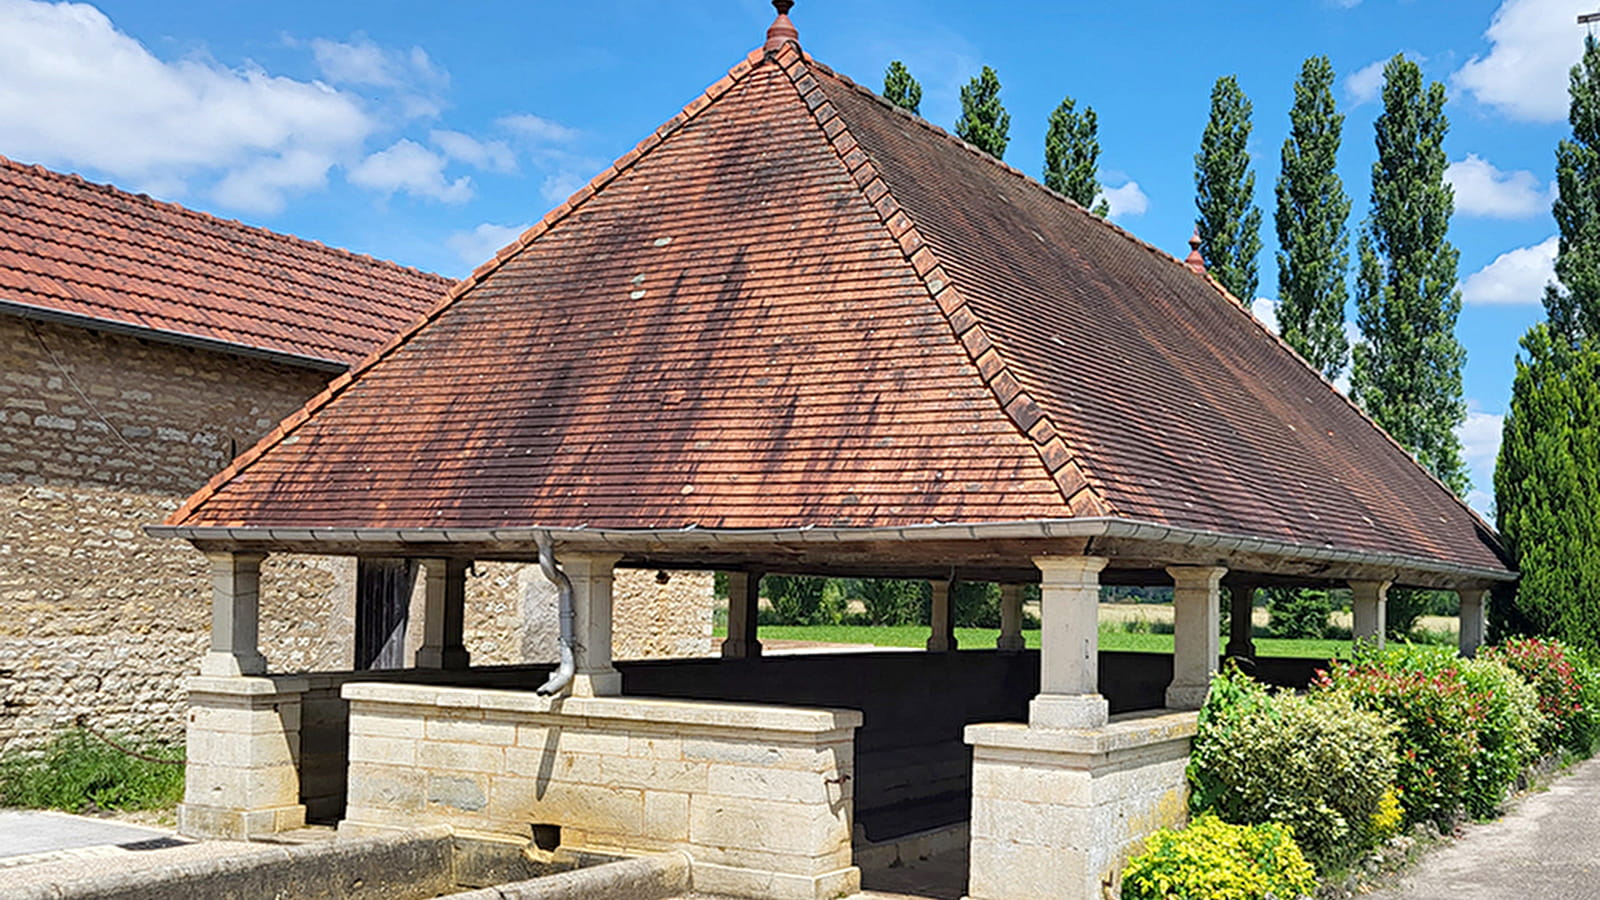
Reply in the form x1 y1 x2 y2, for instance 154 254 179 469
187 675 310 696
341 683 864 735
965 708 1198 757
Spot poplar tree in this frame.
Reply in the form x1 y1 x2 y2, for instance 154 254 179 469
1194 75 1262 300
1044 96 1109 216
1496 37 1600 648
956 66 1010 160
883 61 922 116
1349 55 1468 494
1274 56 1350 380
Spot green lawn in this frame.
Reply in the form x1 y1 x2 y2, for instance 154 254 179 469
714 624 1350 660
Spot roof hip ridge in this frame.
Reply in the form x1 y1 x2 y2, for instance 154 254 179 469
781 47 1113 520
165 45 775 528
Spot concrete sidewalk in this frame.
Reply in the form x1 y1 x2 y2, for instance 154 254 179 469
1374 756 1600 899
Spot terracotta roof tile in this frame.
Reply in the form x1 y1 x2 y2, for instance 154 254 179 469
0 156 452 366
166 43 1509 578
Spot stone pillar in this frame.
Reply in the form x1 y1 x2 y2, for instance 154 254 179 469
1350 580 1390 650
927 580 956 652
1166 566 1226 710
996 584 1026 652
1225 582 1256 660
179 675 308 839
1458 587 1488 658
566 553 625 697
415 558 471 670
199 552 269 677
1029 556 1109 730
722 571 763 659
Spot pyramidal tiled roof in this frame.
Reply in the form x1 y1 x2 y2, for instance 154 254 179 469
0 155 454 367
164 35 1509 579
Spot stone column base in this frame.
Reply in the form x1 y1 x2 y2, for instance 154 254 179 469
179 675 308 840
964 709 1198 900
1028 692 1108 729
1164 682 1210 710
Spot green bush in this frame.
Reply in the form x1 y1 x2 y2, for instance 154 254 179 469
0 729 184 813
953 582 1001 628
1315 644 1539 826
763 575 842 625
859 578 927 626
1188 668 1399 869
1265 588 1332 639
1482 636 1595 756
1457 656 1540 817
1120 814 1317 900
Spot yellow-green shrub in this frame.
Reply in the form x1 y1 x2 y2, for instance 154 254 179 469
1188 667 1400 869
1120 814 1316 900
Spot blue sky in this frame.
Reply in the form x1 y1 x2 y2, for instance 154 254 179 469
0 0 1585 515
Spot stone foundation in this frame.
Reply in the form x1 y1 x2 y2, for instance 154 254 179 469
339 682 862 900
178 675 308 839
964 710 1197 900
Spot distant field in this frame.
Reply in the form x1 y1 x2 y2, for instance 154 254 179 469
714 623 1352 660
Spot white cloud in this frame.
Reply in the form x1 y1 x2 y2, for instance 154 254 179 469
1250 297 1280 332
1345 58 1388 106
1458 403 1505 515
498 113 580 143
540 171 588 206
431 130 516 173
0 0 372 213
1454 0 1591 123
1098 181 1148 220
311 36 443 88
445 222 530 268
1447 154 1555 219
1460 237 1558 305
349 139 472 204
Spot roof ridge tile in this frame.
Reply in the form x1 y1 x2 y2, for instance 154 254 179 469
166 45 774 528
780 47 1112 519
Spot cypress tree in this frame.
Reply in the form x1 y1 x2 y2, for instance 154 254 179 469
1547 36 1600 344
1494 326 1600 648
1496 37 1600 649
1194 75 1263 300
956 66 1010 160
1349 55 1468 494
1043 96 1109 215
883 61 923 116
1274 56 1350 380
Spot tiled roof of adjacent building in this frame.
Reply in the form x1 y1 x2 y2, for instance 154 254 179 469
0 155 454 367
165 37 1510 578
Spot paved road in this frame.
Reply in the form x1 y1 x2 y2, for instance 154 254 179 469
0 810 175 861
1374 756 1600 900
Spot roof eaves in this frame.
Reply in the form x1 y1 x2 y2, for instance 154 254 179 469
164 45 774 529
785 47 1111 519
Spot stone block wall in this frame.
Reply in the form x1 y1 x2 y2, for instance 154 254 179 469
340 682 861 900
0 316 713 753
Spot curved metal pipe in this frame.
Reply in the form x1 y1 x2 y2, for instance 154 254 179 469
535 533 575 695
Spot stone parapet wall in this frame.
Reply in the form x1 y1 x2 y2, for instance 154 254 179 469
964 710 1196 900
0 316 714 753
340 682 861 900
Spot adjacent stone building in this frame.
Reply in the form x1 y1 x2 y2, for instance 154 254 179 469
0 157 713 753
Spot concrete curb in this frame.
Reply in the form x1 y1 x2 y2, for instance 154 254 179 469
441 851 692 900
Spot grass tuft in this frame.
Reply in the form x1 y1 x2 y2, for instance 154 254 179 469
0 728 184 814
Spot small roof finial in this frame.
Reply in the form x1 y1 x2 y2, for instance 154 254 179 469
1184 228 1206 275
765 0 799 53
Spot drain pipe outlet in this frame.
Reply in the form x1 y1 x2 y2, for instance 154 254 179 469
535 533 576 696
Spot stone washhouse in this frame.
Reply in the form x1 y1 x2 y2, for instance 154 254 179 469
149 6 1515 899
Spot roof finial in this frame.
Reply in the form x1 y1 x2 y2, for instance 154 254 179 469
765 0 799 53
1184 228 1206 275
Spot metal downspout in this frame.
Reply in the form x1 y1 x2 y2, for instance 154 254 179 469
535 533 576 695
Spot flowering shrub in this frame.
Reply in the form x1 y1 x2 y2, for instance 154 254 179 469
1189 668 1399 869
1481 637 1592 755
1120 814 1316 900
1313 646 1478 828
1315 644 1541 824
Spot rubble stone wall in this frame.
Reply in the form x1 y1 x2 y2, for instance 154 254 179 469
0 317 713 753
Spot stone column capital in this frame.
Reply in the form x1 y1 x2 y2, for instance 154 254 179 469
1033 555 1109 585
1165 565 1227 589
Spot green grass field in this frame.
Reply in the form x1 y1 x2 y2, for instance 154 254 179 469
713 624 1350 660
